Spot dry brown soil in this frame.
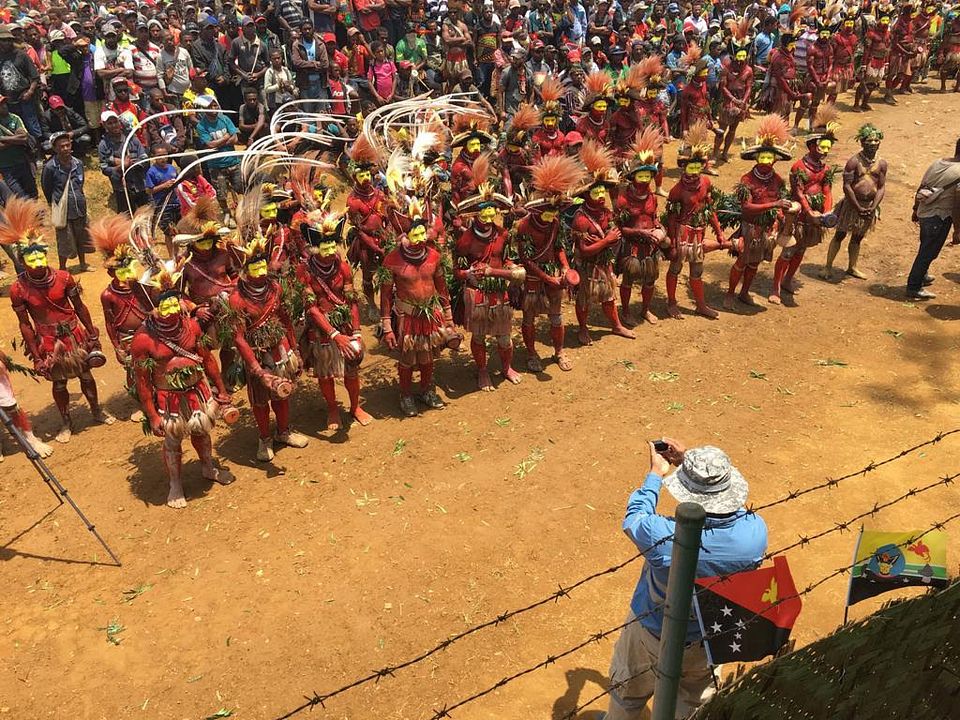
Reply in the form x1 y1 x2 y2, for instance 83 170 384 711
1 89 960 720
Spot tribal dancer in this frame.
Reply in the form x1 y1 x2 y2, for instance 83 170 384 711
500 104 540 196
515 155 583 372
299 209 372 429
724 115 797 309
227 235 309 461
664 123 728 320
454 157 523 391
938 6 960 93
4 199 114 443
380 205 461 417
92 213 152 421
770 106 840 304
716 19 754 164
885 1 917 100
131 261 236 509
804 18 835 130
345 135 390 320
820 124 887 281
854 6 893 110
532 77 567 159
576 72 614 145
910 2 937 88
175 197 239 381
831 9 859 101
761 33 807 126
450 114 498 207
635 56 670 196
0 349 53 460
610 65 644 157
570 140 636 344
680 48 714 135
617 127 668 325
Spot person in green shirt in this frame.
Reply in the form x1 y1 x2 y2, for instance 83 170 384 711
395 23 427 72
0 100 36 198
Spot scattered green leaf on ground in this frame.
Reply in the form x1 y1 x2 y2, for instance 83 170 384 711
100 619 125 645
495 417 511 427
618 359 636 372
649 371 679 382
454 451 472 463
883 329 903 338
514 447 546 480
122 583 152 604
392 439 406 455
204 710 234 720
749 370 767 380
667 402 684 412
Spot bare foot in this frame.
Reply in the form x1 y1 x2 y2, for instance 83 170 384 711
696 305 720 320
641 309 658 325
577 328 593 345
611 325 637 339
93 410 116 425
738 292 759 307
846 267 867 280
352 407 373 425
655 187 668 197
768 293 782 305
620 308 638 328
326 407 342 431
503 367 522 385
722 293 737 310
555 353 573 371
204 464 234 485
129 409 145 423
666 303 684 320
527 353 543 372
478 368 494 391
55 421 72 444
25 432 53 458
167 487 187 509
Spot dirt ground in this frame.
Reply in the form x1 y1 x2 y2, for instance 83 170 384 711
2 88 960 720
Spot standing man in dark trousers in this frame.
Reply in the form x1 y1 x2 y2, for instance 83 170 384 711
907 138 960 300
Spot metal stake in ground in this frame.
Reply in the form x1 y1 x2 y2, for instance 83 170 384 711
0 406 121 566
651 502 705 720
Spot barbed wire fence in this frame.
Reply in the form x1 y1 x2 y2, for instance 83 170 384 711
271 429 960 720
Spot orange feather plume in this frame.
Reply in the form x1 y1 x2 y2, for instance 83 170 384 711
631 126 665 159
683 121 713 155
539 75 564 104
471 152 492 187
530 155 586 196
510 103 541 133
0 197 47 246
584 70 612 96
453 112 493 134
725 16 752 40
755 114 792 146
347 133 380 166
790 0 811 27
90 213 133 258
681 43 702 67
625 62 646 90
813 102 840 130
580 138 615 178
636 55 665 83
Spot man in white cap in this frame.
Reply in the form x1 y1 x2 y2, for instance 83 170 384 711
605 439 768 720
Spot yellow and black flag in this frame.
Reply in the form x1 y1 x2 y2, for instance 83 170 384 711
693 556 802 665
846 528 949 607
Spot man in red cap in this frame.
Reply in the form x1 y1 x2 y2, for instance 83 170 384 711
323 32 349 75
42 95 92 157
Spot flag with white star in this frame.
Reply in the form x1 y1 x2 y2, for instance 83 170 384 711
693 556 802 665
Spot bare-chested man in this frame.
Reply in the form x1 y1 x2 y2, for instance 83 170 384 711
820 124 887 280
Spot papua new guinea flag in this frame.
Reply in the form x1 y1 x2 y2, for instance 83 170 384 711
847 528 949 606
693 556 802 665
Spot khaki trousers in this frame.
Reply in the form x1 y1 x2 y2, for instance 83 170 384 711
606 613 718 720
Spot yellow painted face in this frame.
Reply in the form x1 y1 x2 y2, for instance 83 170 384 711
880 15 890 24
589 185 607 201
925 5 935 12
617 96 630 107
817 138 833 154
478 206 498 224
465 137 481 154
633 169 654 185
246 259 268 278
756 150 776 166
543 115 558 128
787 41 797 52
697 68 708 79
646 88 659 99
114 260 140 282
313 188 325 202
408 224 427 245
539 209 558 222
507 143 522 152
684 161 704 176
819 30 831 39
354 168 372 185
23 249 47 269
261 202 278 220
844 19 855 27
315 240 338 257
592 99 608 113
157 296 182 317
735 49 748 61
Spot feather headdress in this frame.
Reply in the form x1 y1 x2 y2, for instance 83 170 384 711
626 127 665 175
506 103 541 143
680 43 702 70
572 139 619 196
727 17 753 48
636 56 666 88
141 257 188 301
678 121 714 166
90 213 136 269
451 112 497 149
173 196 231 247
456 152 512 213
525 154 586 210
0 198 48 254
347 133 382 173
741 114 793 160
583 71 614 109
301 208 347 247
539 75 564 116
808 103 841 144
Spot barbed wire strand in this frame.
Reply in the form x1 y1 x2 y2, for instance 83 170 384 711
272 430 959 719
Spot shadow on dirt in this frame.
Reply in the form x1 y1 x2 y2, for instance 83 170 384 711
551 667 617 720
126 439 222 507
